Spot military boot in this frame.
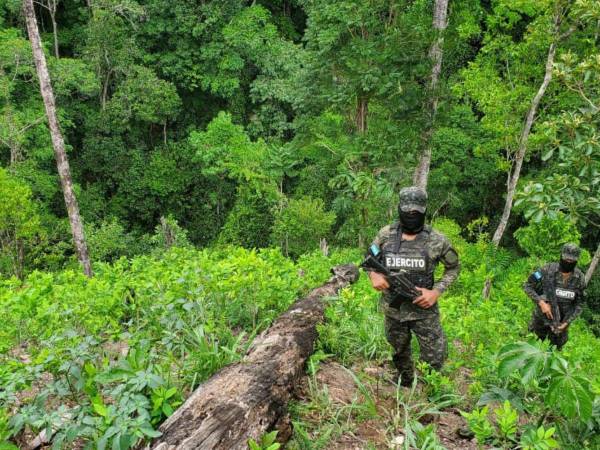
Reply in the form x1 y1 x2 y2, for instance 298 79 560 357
392 353 415 387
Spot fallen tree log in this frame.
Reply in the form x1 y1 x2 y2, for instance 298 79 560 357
146 264 359 450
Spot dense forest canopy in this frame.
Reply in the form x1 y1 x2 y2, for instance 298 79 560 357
2 1 600 449
1 0 598 277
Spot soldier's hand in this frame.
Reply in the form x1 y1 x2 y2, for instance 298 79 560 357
413 288 441 309
555 322 568 334
538 299 553 320
368 272 389 291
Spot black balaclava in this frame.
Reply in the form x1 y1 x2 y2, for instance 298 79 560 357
399 209 425 234
559 259 577 273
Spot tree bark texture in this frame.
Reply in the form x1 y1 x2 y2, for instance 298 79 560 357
413 0 448 190
23 0 93 277
146 264 360 450
585 242 600 286
355 94 368 133
48 0 60 58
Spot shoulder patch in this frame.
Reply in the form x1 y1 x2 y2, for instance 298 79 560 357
444 248 459 265
533 271 542 281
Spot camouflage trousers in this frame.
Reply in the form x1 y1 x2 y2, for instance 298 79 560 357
529 314 568 350
384 314 447 386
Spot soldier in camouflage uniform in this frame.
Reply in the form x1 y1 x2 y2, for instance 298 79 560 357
523 243 587 350
366 187 460 386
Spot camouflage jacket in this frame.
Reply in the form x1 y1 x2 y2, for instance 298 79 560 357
368 223 460 321
523 262 586 325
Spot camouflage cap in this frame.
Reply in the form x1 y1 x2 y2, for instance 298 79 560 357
561 243 581 261
399 186 427 213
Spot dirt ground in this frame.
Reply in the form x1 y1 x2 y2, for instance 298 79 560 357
291 361 481 450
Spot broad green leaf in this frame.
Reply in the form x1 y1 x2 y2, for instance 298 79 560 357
546 373 593 421
541 149 554 161
498 342 548 381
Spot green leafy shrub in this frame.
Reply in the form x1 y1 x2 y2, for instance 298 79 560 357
0 168 42 278
217 188 275 248
86 217 132 262
460 406 494 444
0 245 352 448
582 271 600 336
107 65 181 126
519 425 559 450
514 214 582 262
271 197 335 258
495 340 599 447
248 430 281 450
431 217 464 247
148 215 191 252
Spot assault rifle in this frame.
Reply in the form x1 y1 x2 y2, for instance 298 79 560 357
541 275 562 334
361 244 420 307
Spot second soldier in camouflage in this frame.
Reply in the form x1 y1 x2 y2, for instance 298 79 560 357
523 243 586 350
366 187 460 386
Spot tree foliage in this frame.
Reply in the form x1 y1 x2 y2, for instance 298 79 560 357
0 0 597 278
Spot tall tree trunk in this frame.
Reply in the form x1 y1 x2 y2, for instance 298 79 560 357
46 0 59 58
101 69 111 110
5 108 23 166
356 94 368 133
23 0 93 277
51 14 59 58
491 13 562 247
585 242 600 285
483 13 562 299
413 0 448 190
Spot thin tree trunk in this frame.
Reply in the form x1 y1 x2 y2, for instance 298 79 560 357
413 0 448 190
356 94 368 133
16 238 24 279
585 242 600 285
48 0 59 58
160 216 175 249
51 15 59 58
23 0 93 277
491 14 561 247
483 12 563 299
5 109 23 166
0 67 23 166
491 43 556 246
101 70 110 109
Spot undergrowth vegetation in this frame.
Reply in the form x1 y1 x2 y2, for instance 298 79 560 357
288 219 600 450
0 246 355 449
0 218 598 449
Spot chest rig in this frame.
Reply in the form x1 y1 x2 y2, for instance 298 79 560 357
551 270 577 304
536 264 578 322
382 223 434 290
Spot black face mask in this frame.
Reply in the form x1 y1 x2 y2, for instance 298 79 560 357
559 259 576 273
399 210 425 234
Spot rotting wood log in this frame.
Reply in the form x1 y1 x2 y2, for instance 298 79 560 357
146 264 359 450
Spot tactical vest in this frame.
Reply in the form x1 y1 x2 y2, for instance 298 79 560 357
537 264 579 323
555 287 576 300
382 223 434 290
